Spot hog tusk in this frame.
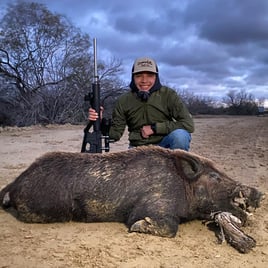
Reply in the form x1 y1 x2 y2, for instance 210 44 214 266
234 194 247 210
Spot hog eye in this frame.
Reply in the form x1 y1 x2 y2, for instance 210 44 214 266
209 172 221 181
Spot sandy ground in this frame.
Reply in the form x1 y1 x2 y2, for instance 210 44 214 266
0 116 267 268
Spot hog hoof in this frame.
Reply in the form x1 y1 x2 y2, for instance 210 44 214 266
130 217 175 237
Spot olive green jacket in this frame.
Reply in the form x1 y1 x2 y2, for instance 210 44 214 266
109 86 194 146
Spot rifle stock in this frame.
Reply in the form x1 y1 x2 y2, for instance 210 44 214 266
81 38 111 153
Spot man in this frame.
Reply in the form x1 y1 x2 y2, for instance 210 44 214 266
89 57 194 151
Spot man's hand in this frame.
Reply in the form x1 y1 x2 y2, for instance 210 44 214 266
141 125 154 138
88 107 104 121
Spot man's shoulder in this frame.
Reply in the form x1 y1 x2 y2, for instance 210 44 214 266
116 90 135 104
159 86 177 95
118 90 133 99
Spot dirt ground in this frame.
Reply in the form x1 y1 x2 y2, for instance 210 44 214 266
0 116 267 268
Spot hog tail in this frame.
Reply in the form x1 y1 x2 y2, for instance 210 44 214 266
0 185 11 208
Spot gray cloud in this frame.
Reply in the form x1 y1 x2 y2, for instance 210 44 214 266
1 0 267 100
184 0 268 44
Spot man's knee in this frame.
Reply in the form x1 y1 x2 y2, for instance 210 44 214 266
159 129 191 151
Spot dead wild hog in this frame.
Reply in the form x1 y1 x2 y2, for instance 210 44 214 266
0 146 262 238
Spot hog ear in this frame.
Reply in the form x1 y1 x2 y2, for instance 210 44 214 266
175 154 203 181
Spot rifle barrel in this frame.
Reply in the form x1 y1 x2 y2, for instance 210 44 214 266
81 37 111 153
93 38 98 83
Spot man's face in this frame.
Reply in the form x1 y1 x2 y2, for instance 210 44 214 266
134 72 156 91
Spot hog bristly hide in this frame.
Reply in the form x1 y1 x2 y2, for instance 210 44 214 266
0 146 263 252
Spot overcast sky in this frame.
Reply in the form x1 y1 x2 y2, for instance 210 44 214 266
1 0 268 101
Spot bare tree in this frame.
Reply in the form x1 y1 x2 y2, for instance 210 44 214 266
223 89 258 115
0 1 93 125
0 1 124 126
176 89 217 115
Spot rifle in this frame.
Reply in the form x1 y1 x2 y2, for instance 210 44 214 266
81 38 111 153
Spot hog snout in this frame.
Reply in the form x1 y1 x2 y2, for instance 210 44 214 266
232 186 263 213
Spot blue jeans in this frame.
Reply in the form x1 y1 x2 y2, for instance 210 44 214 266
158 129 191 151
